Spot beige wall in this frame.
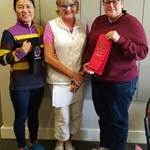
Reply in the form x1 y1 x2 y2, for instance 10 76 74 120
0 0 150 143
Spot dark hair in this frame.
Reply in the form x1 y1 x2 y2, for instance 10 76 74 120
13 0 35 10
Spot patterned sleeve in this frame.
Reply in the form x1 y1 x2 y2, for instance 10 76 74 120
0 30 26 65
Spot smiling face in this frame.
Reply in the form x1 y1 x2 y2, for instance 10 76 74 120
15 0 35 26
57 0 79 20
103 0 124 21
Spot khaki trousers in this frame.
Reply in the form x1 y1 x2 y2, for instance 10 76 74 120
54 97 84 141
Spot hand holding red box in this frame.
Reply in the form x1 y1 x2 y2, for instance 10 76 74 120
87 34 112 75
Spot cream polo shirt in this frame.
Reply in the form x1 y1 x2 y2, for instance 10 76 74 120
44 17 87 85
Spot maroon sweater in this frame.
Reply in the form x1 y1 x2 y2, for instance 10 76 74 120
83 13 149 82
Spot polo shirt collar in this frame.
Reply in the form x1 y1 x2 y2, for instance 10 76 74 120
16 19 34 29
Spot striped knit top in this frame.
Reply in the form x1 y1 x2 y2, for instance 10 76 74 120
0 19 45 90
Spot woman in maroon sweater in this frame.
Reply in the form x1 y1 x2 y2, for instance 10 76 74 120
83 0 148 150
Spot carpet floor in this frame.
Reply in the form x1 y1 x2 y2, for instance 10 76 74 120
0 139 147 150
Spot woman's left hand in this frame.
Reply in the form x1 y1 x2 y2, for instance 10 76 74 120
105 31 120 42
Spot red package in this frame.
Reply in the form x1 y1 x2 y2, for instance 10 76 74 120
87 34 112 74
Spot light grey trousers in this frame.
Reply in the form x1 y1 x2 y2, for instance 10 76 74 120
54 98 84 141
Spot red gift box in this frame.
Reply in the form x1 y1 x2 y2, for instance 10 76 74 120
87 34 112 74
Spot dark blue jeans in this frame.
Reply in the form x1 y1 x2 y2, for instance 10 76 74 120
91 76 138 150
10 87 44 148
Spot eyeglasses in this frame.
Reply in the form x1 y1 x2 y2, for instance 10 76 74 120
59 3 77 10
103 0 120 5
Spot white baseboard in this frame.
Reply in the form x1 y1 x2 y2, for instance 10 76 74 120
0 125 146 144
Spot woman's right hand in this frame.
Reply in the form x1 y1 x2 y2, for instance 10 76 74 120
72 72 84 87
70 81 79 93
22 40 32 54
70 72 84 93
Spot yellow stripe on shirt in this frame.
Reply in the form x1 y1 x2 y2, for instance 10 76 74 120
0 49 10 56
10 62 29 71
14 34 40 41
